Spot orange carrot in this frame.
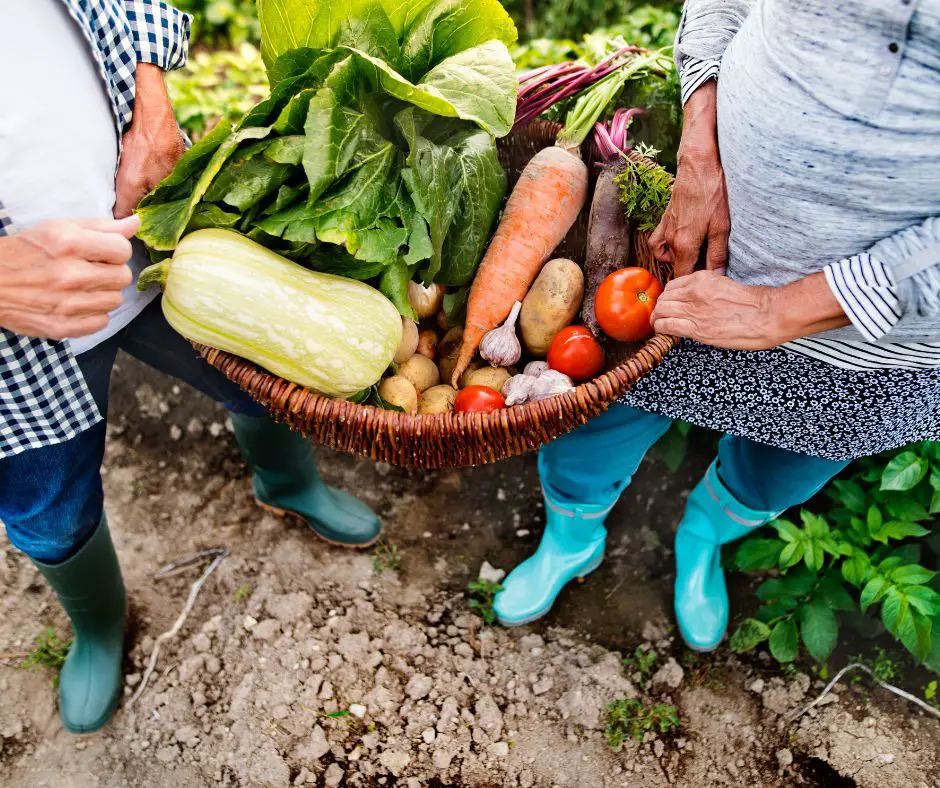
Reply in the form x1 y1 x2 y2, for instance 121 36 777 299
451 144 588 387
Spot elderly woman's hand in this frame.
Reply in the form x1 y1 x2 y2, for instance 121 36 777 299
650 270 852 350
650 270 782 349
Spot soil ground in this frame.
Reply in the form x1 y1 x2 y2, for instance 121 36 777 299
1 352 938 787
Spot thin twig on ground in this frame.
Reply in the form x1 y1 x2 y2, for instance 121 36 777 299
129 548 230 706
788 663 940 723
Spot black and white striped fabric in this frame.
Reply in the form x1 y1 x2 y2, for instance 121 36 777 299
0 1 190 458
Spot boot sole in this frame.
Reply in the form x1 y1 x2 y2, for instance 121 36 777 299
496 555 604 628
255 500 380 549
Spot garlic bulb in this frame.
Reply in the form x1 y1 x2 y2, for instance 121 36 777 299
523 360 549 378
528 369 575 401
480 301 523 367
408 281 445 319
503 374 537 406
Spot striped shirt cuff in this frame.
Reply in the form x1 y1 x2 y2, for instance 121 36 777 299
678 57 721 105
824 253 901 341
125 1 191 71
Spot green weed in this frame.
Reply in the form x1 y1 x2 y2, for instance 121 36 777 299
372 539 403 575
622 647 658 689
605 698 680 749
467 579 504 626
21 627 71 688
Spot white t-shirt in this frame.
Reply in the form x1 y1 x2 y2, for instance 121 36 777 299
0 0 156 355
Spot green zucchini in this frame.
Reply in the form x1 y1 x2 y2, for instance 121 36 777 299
138 229 402 398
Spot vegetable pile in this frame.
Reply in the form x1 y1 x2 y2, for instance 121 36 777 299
138 0 520 319
138 7 678 414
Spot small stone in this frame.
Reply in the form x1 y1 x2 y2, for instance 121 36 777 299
252 619 281 641
125 673 141 687
323 763 344 787
652 658 684 690
169 424 183 441
380 750 411 776
515 529 531 538
432 749 454 769
478 561 506 584
748 678 765 694
653 740 665 758
192 632 212 653
532 677 553 696
174 726 200 747
243 616 258 632
488 742 510 758
406 674 434 700
349 704 367 719
776 749 793 769
422 728 436 744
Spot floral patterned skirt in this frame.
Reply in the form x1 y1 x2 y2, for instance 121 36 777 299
619 340 940 460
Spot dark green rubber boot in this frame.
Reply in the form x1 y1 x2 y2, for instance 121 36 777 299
32 515 126 733
230 413 382 548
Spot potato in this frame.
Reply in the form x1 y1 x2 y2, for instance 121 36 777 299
437 327 464 383
458 359 485 389
464 366 513 394
394 318 419 364
379 376 418 413
398 353 440 393
418 384 458 414
416 329 439 360
520 258 585 357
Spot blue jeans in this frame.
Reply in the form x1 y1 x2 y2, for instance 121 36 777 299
0 299 265 563
539 403 851 513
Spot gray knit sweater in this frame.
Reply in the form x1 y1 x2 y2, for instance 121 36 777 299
675 0 940 349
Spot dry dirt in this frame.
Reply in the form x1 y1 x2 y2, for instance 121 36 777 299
1 353 938 788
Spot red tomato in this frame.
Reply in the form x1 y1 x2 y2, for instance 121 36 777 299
594 267 664 342
547 326 605 382
454 385 506 413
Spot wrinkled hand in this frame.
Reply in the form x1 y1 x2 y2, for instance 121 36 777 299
113 63 185 218
650 269 784 350
649 82 730 278
0 216 139 340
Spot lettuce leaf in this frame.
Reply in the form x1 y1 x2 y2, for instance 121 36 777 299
139 0 517 314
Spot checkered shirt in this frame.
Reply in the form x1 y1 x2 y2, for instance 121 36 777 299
0 1 190 459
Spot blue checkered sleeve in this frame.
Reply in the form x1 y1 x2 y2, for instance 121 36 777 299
124 1 191 71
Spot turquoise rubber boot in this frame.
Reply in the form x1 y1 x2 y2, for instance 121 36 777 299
230 413 381 548
494 457 623 627
32 515 126 733
675 462 780 652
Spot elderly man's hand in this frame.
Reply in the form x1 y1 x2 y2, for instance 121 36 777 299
649 82 730 278
0 216 139 340
113 63 185 219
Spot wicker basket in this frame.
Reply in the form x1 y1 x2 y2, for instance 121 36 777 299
194 120 678 468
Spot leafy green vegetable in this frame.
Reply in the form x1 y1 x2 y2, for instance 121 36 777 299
140 0 518 314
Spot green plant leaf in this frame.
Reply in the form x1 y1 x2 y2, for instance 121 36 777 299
889 564 937 586
881 451 929 492
830 480 866 513
733 539 784 572
881 587 907 635
841 552 870 587
873 520 931 543
860 576 890 613
774 518 801 543
884 498 931 523
801 511 829 539
729 618 771 653
905 585 940 617
866 505 883 534
816 575 856 612
798 599 839 663
769 618 799 663
779 540 805 570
